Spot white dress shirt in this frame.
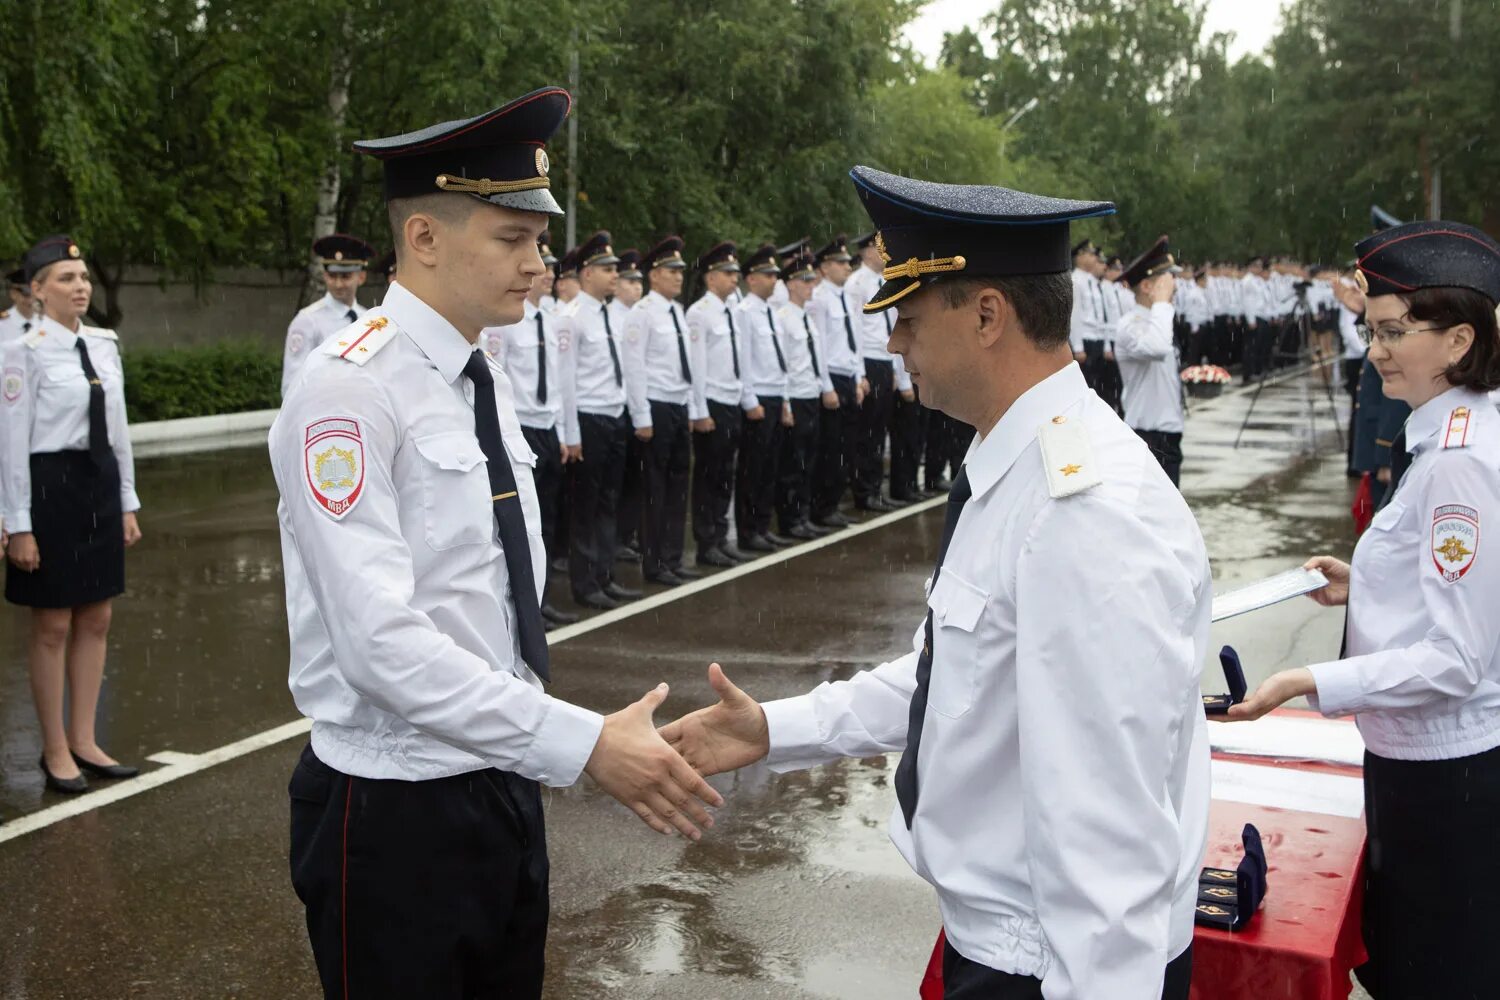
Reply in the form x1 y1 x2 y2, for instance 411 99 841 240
482 300 565 431
779 302 835 400
686 291 750 409
845 265 913 390
2 316 141 533
1338 303 1365 361
1239 273 1273 323
1068 268 1105 351
283 292 366 396
268 281 603 785
0 307 36 343
762 362 1211 998
808 280 861 377
555 289 627 447
1309 386 1500 760
736 294 791 402
1115 303 1185 434
621 290 707 427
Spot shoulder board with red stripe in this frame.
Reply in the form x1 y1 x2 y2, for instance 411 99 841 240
1442 405 1475 449
321 314 399 366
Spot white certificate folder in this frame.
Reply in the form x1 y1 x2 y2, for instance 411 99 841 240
1211 568 1329 623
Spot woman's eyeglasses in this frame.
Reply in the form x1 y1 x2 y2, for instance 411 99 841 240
1355 322 1453 347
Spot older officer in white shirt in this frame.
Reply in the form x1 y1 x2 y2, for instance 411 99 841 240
1114 236 1187 486
270 90 720 1000
1229 221 1500 1000
664 166 1211 1000
281 234 371 396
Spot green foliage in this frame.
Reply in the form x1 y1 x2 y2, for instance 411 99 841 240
122 340 281 422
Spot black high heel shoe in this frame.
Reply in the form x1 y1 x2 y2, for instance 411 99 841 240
39 756 89 794
70 752 139 780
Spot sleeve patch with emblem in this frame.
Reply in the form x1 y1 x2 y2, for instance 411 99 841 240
2 366 23 402
304 417 366 519
287 331 305 356
1431 503 1479 582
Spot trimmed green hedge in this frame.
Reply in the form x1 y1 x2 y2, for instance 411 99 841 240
122 341 281 423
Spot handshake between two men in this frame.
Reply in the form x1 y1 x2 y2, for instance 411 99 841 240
581 663 766 840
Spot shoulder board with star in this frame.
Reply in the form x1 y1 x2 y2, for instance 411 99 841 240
81 326 118 342
21 329 46 349
558 300 582 319
1039 415 1102 498
0 309 8 319
321 315 399 366
1441 405 1476 449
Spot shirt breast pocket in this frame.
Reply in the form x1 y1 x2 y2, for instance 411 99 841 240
926 569 990 719
411 431 492 550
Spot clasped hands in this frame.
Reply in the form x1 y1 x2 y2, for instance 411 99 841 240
583 664 767 841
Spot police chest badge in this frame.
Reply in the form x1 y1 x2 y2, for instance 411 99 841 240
1431 503 1479 583
304 417 365 519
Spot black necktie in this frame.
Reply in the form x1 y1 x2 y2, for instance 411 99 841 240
1377 427 1411 512
462 351 550 682
839 290 856 353
802 314 821 378
345 308 358 323
600 305 623 386
895 466 973 828
534 312 548 405
22 320 31 333
877 281 893 336
74 339 110 467
669 304 691 381
725 308 741 379
766 307 787 373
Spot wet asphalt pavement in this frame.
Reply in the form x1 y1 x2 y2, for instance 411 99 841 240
0 366 1364 998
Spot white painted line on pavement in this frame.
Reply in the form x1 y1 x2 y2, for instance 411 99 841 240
0 496 945 845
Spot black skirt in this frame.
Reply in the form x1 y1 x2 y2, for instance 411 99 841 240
1357 742 1500 999
5 450 125 609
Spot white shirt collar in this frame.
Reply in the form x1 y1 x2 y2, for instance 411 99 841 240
35 313 80 347
574 290 603 311
380 282 474 385
963 362 1092 502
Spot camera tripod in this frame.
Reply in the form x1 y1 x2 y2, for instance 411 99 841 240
1234 302 1345 451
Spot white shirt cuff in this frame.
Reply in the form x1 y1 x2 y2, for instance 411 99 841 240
1308 659 1361 718
7 509 32 533
121 487 142 513
762 695 827 773
518 697 604 787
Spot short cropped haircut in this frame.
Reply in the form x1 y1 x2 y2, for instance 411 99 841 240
931 272 1073 351
386 193 479 263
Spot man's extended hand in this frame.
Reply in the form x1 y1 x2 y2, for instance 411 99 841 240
658 663 770 778
584 683 724 839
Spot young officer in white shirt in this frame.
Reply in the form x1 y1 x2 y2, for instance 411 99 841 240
621 236 706 586
269 89 720 1000
775 250 836 539
663 166 1211 1000
481 234 577 628
281 234 371 397
1229 220 1500 1000
1113 236 1187 486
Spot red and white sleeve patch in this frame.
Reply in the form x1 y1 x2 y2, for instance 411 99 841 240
1431 503 1479 583
304 417 366 520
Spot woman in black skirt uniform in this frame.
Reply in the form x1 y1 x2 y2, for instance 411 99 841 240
1228 221 1500 999
1 235 141 793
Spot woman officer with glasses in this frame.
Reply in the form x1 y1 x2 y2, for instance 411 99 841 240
1227 221 1500 999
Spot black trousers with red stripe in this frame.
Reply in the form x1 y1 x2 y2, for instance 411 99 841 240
289 744 549 999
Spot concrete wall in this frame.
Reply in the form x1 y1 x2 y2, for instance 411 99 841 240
108 267 388 351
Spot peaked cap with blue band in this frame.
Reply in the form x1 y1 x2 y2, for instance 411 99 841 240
353 87 571 217
1354 220 1500 304
849 165 1115 313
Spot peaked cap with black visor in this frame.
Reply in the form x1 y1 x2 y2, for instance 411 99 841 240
353 87 572 216
849 166 1115 314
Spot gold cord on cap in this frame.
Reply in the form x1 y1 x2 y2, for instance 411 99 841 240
882 255 968 282
435 174 551 196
